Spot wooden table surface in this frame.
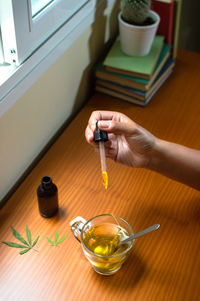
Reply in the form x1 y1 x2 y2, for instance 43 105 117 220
1 49 200 301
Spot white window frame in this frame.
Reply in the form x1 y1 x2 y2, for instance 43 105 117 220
1 0 89 65
0 31 4 64
0 0 115 117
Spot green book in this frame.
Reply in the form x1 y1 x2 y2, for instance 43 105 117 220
103 35 165 80
96 44 171 91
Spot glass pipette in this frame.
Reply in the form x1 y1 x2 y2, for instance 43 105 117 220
99 141 108 190
94 122 108 190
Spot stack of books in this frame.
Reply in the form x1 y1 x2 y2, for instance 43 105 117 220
94 0 182 106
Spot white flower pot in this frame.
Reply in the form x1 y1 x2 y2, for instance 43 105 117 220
118 10 160 56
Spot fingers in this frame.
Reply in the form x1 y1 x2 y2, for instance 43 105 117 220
88 110 123 132
86 111 119 143
85 126 94 144
85 110 137 143
98 119 137 136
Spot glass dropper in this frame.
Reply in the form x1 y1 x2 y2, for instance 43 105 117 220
99 140 108 190
94 122 108 190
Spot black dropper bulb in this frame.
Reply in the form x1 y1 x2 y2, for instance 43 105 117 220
94 121 108 142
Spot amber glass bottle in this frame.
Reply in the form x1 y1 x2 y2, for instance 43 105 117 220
37 176 58 218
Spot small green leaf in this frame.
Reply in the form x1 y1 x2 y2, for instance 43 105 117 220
20 248 31 255
10 226 29 246
56 235 67 245
54 228 59 244
26 225 31 245
32 236 39 248
46 229 68 247
2 241 29 249
46 236 54 245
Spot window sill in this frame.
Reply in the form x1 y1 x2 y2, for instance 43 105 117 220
0 0 115 118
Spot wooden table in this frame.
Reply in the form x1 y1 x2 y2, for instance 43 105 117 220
0 49 200 301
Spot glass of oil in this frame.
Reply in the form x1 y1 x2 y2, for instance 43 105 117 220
70 214 134 275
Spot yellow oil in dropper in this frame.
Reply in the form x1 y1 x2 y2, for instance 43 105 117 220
99 141 108 190
102 172 108 190
94 122 108 190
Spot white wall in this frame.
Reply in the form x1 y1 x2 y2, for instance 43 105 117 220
0 2 119 202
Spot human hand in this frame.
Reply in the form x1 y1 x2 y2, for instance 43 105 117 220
85 111 156 168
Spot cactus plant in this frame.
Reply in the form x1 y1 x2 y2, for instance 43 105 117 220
118 0 160 56
121 0 151 25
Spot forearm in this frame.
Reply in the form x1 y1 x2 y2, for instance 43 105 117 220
149 139 200 190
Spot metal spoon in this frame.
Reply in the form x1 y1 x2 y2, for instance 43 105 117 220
118 223 160 246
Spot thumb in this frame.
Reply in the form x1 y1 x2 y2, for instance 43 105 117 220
98 120 137 136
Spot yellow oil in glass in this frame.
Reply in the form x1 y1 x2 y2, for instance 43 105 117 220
83 223 131 274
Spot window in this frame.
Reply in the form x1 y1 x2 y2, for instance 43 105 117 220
0 31 4 64
0 0 90 66
0 0 115 117
31 0 55 17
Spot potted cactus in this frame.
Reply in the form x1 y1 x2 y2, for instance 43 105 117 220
118 0 160 56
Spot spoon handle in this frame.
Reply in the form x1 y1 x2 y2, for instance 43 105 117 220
118 224 160 246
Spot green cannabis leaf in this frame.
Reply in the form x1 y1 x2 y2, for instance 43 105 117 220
46 228 67 246
2 225 39 255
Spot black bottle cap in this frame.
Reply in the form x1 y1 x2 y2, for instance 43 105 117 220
94 121 108 142
41 176 52 189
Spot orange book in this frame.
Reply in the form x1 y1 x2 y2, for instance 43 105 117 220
151 0 175 45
